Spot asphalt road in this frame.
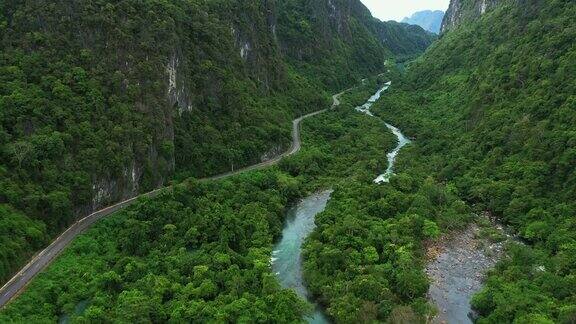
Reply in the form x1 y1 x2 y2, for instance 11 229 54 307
0 90 347 309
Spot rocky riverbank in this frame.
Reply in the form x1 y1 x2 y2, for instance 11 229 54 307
426 215 511 323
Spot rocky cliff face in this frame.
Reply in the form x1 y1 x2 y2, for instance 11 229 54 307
441 0 502 33
277 0 378 61
77 1 288 215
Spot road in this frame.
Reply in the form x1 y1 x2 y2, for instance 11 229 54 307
0 90 348 309
205 91 345 181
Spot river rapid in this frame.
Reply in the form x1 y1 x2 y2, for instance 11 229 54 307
272 82 411 323
354 81 412 183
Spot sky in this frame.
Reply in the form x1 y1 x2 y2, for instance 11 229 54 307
360 0 451 22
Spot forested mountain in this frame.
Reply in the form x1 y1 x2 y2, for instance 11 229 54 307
368 21 436 61
0 0 434 288
276 0 434 85
2 0 574 322
374 0 576 322
402 10 445 34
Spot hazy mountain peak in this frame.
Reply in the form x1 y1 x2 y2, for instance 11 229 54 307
402 10 445 34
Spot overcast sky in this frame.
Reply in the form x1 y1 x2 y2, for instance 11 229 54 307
360 0 451 22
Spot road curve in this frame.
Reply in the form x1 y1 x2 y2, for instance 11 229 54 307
0 90 348 309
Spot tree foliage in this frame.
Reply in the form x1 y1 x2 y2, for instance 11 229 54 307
0 82 402 322
0 0 435 285
373 1 576 322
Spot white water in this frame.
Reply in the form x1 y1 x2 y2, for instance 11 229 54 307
355 82 412 183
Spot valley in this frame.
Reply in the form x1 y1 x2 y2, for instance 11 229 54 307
1 0 575 323
0 74 471 323
0 0 435 293
0 88 348 309
272 83 412 323
0 76 403 322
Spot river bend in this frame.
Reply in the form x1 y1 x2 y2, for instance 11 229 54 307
273 82 412 323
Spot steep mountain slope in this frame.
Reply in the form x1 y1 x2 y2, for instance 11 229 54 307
277 0 387 88
441 0 501 33
374 0 576 322
0 0 434 286
368 21 436 60
402 10 445 34
276 0 434 87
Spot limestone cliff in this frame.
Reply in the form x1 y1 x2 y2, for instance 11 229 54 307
441 0 502 33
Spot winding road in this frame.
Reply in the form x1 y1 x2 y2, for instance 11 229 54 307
0 90 348 309
206 91 345 181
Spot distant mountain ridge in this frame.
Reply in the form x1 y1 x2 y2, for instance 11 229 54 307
402 10 445 34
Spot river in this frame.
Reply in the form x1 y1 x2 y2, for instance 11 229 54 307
354 83 512 323
354 81 411 183
271 190 333 324
272 82 411 323
272 81 513 324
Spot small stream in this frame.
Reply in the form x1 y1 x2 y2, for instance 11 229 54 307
354 81 412 183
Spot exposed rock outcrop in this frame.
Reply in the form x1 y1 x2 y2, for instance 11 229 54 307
441 0 502 33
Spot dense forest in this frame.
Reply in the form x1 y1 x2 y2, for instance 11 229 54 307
295 78 470 323
3 0 574 322
0 0 434 286
0 77 476 323
372 0 576 322
0 80 406 322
